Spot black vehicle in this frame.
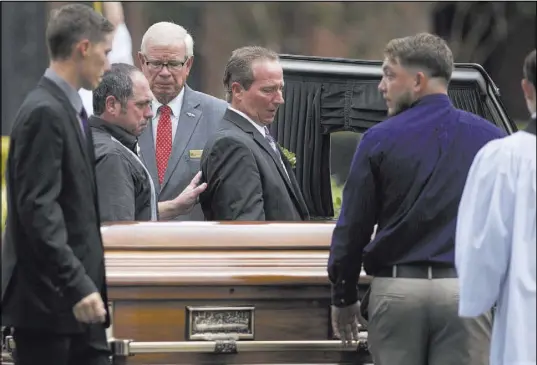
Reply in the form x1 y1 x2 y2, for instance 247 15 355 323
272 54 516 220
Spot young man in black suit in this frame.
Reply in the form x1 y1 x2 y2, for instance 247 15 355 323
1 4 115 365
200 46 309 221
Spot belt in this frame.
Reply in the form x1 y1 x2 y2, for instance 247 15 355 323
375 264 457 279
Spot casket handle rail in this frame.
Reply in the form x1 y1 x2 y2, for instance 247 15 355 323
3 335 369 363
108 334 368 356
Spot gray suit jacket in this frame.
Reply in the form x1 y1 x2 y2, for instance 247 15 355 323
139 85 228 221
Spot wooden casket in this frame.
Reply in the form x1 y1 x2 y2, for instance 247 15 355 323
103 221 372 365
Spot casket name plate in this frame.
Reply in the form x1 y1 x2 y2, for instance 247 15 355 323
186 306 255 340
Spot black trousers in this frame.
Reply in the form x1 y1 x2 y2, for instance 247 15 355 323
12 325 110 365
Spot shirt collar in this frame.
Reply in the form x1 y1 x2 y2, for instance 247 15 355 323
228 106 266 137
411 93 451 109
89 115 138 152
44 68 84 115
152 87 185 117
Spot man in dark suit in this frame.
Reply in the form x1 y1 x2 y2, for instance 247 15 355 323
137 22 228 221
200 46 309 221
1 5 115 365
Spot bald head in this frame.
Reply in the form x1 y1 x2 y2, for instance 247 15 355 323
140 22 194 57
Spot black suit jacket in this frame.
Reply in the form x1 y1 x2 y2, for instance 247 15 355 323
1 77 109 334
200 108 309 221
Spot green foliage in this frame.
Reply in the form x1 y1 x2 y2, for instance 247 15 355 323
280 147 297 168
331 177 344 219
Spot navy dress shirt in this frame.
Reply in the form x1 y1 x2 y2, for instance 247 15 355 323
327 93 507 306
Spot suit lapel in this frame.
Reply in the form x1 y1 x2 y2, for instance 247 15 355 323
279 146 310 219
39 78 94 190
226 109 305 216
161 87 202 193
138 122 159 190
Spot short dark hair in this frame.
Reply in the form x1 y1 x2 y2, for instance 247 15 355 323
523 49 536 88
46 4 114 61
223 46 279 103
384 32 454 84
93 63 141 116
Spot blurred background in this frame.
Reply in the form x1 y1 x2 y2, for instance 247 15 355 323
1 1 535 222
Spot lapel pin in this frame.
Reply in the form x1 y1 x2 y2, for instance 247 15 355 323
186 112 195 118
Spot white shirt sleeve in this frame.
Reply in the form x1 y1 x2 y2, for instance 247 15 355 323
108 23 134 65
455 141 514 317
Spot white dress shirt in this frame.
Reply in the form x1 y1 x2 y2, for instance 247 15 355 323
79 23 134 116
456 129 536 365
152 88 185 148
228 106 266 137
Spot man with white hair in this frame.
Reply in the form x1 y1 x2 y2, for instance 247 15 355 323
137 21 228 221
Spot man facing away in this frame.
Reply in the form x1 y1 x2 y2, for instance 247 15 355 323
328 33 506 365
456 49 536 365
199 46 309 221
1 4 114 365
137 22 228 221
90 63 206 222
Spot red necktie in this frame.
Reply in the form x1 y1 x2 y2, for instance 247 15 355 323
156 105 173 185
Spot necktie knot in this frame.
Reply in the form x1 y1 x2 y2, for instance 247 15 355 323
159 105 172 117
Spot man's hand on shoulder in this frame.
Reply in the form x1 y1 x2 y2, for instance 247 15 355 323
173 171 207 215
158 171 207 220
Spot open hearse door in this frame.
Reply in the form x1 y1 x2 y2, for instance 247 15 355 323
2 56 515 365
272 54 516 220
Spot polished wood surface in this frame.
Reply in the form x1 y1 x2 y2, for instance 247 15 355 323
102 222 372 364
102 221 336 250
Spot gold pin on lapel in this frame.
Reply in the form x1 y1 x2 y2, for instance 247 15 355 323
189 150 203 159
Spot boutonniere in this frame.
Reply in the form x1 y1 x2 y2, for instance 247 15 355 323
280 147 297 168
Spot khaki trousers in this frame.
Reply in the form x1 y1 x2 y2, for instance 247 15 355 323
367 277 492 365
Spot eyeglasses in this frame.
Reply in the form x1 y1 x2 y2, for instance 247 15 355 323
144 58 188 72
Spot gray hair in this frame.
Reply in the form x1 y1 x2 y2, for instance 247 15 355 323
140 22 194 57
384 32 454 84
223 46 279 103
46 4 114 61
93 63 141 116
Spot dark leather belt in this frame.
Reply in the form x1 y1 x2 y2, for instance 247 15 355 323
375 264 458 279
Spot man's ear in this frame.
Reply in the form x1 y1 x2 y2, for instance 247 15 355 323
137 52 145 68
105 95 118 115
522 78 536 101
413 71 427 93
74 39 91 59
231 82 243 102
